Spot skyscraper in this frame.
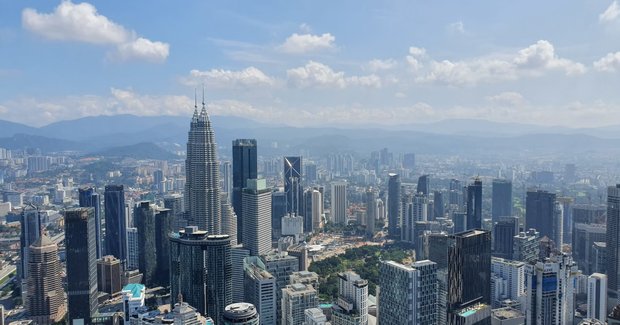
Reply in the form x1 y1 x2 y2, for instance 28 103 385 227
513 229 540 264
378 260 438 325
490 257 525 308
261 252 299 325
331 181 347 225
281 283 318 325
331 271 369 325
19 204 40 290
27 234 66 325
242 179 272 256
588 273 607 322
433 190 445 220
233 139 258 244
387 173 401 238
491 179 512 221
170 227 232 323
65 207 98 323
466 178 482 230
164 193 185 231
221 193 238 245
185 98 222 233
134 202 157 287
223 303 260 325
79 187 102 259
417 174 430 196
607 184 620 307
272 191 287 239
244 257 277 325
284 156 303 216
493 216 519 260
526 190 557 244
365 188 376 237
104 185 127 264
447 229 492 324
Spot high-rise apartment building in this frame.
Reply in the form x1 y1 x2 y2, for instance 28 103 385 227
261 252 299 325
241 179 271 256
65 207 98 323
387 173 401 238
79 187 102 259
587 273 607 322
513 229 540 264
490 257 525 309
284 156 303 216
232 139 258 244
244 256 277 325
27 234 67 325
126 227 139 270
331 181 347 225
378 260 438 325
185 101 222 233
104 185 127 263
466 178 482 230
492 179 512 221
331 271 369 325
281 283 318 325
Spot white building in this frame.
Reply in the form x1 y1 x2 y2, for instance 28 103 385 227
525 254 579 325
305 308 328 325
282 214 304 241
587 273 607 322
311 189 323 230
244 257 277 325
122 284 145 322
242 179 272 256
281 283 318 325
491 257 526 310
331 271 369 325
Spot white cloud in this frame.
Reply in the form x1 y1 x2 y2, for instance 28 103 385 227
600 1 620 23
594 51 620 72
365 59 397 72
413 40 585 86
287 61 381 88
278 33 335 54
447 21 466 34
486 92 527 107
22 1 169 63
184 67 276 88
299 23 312 33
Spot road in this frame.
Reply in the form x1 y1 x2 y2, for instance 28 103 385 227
0 264 16 289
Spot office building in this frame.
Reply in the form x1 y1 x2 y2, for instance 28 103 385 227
417 174 431 196
607 184 620 306
573 223 606 275
466 178 482 230
490 258 525 309
272 191 287 239
221 193 238 245
164 193 185 231
122 283 145 321
170 227 232 322
525 190 558 246
424 232 449 270
447 230 492 323
378 260 438 325
309 188 324 231
366 188 377 237
231 246 250 303
223 303 260 325
79 187 102 258
104 185 127 263
261 252 299 325
493 216 519 260
242 179 272 256
65 208 98 323
387 173 401 238
27 234 67 325
97 255 122 296
492 179 512 222
134 202 157 287
512 229 540 264
434 190 445 220
126 227 139 270
557 197 573 245
245 256 277 325
525 254 578 325
284 156 303 216
305 163 317 183
232 139 258 244
331 181 347 225
331 271 369 325
282 214 304 241
281 283 318 325
19 204 41 293
587 273 607 322
185 99 222 233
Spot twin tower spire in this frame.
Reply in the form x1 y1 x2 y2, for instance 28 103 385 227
192 86 209 123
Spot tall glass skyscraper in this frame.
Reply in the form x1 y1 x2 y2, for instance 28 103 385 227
65 207 98 323
466 178 482 230
284 156 302 216
185 100 222 233
525 190 557 243
607 184 620 306
387 173 401 238
491 179 512 221
232 138 257 244
20 204 40 284
104 185 127 264
79 187 102 259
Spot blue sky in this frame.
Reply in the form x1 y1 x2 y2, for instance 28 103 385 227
1 0 620 127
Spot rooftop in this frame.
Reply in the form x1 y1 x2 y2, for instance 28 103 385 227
122 283 145 299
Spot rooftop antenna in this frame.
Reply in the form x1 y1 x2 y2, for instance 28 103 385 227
201 83 206 108
194 88 197 110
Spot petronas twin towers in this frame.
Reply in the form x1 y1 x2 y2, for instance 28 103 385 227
185 96 222 234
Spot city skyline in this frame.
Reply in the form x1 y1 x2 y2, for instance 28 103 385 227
2 1 620 128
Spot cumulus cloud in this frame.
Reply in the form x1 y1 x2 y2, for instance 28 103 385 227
600 1 620 23
183 67 276 88
594 51 620 72
412 40 585 86
365 59 397 72
278 33 335 54
22 1 169 63
287 61 381 88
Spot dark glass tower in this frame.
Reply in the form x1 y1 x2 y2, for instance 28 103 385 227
185 98 222 233
607 185 620 305
466 178 482 230
417 174 430 196
491 179 512 221
232 138 257 244
79 187 102 259
284 156 302 216
65 207 98 323
387 173 401 238
433 190 444 220
104 185 127 264
271 191 287 239
447 229 491 322
525 190 556 241
19 204 40 283
135 202 171 287
492 216 519 260
170 227 232 324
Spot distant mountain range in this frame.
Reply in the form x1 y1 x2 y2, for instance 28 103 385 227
1 114 620 158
